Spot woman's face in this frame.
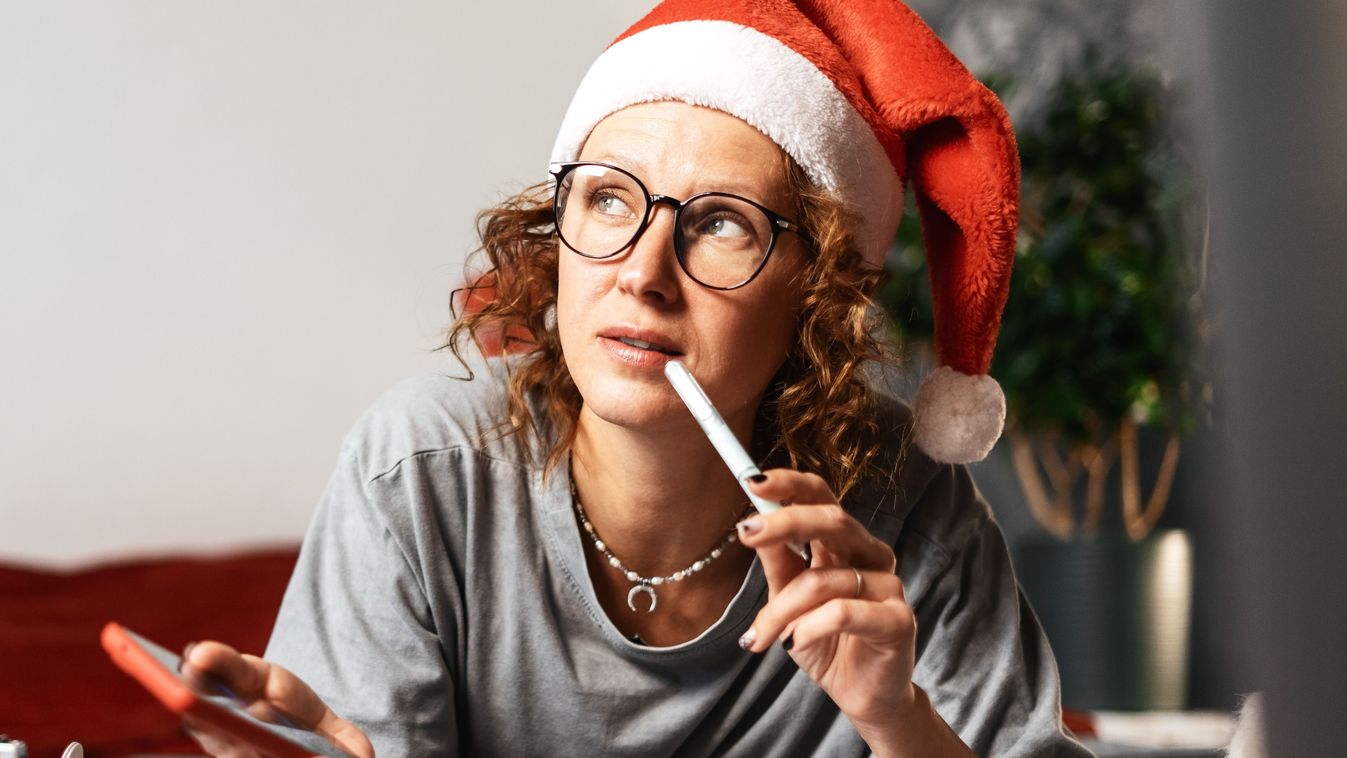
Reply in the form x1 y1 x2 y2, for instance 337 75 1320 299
557 101 807 437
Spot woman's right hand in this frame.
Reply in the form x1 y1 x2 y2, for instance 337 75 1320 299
180 640 375 758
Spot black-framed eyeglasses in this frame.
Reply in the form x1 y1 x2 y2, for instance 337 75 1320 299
548 161 808 291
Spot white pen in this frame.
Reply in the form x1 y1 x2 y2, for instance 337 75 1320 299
664 359 811 562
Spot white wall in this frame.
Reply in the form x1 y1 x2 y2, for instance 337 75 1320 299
0 1 655 567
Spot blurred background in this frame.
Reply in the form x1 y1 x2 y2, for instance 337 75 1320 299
3 1 1344 756
0 1 653 565
890 0 1224 713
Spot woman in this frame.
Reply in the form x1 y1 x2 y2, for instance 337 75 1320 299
184 2 1090 756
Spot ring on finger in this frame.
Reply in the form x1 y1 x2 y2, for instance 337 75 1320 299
851 566 863 598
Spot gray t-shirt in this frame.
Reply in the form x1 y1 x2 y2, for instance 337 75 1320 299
266 359 1091 757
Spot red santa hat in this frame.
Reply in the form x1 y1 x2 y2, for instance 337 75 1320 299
550 0 1020 464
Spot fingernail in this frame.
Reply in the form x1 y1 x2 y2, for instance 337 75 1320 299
179 641 197 673
736 517 763 538
748 474 767 484
738 628 757 650
781 634 794 652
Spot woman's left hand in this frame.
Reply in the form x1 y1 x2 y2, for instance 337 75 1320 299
737 468 917 732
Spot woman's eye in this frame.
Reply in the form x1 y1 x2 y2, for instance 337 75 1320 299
591 191 636 218
703 216 752 238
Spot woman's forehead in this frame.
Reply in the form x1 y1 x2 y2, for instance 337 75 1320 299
580 102 790 201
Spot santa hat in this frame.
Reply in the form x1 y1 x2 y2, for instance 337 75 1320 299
550 0 1019 464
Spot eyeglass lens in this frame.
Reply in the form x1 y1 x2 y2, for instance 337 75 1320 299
555 164 775 289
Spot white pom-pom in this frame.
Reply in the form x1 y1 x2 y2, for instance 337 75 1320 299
913 366 1006 464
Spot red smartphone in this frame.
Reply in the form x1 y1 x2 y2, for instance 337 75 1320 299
100 622 354 758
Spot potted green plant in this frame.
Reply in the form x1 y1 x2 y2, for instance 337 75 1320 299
878 52 1209 710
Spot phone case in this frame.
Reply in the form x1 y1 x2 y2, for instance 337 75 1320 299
100 622 343 758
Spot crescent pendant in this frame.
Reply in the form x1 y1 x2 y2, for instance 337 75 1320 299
627 584 658 613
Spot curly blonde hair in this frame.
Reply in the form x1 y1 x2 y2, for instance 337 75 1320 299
446 155 894 500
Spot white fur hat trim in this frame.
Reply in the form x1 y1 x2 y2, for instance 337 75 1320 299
913 366 1006 464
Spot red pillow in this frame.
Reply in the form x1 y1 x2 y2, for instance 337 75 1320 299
0 547 298 757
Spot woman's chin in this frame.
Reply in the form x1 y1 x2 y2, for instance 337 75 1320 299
577 379 686 432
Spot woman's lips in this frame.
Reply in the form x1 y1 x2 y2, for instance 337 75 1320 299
598 326 683 355
599 336 680 367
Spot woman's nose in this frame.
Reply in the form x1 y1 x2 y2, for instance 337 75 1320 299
615 205 681 303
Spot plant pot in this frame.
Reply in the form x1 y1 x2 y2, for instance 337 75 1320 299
1016 529 1193 711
